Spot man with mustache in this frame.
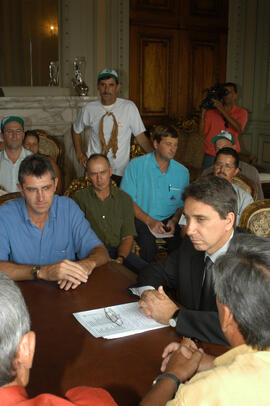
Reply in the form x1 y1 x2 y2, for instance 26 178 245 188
72 68 152 186
213 147 253 225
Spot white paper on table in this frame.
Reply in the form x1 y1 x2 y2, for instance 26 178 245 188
147 226 174 238
73 302 167 339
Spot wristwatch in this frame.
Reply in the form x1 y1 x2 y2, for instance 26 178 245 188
152 373 181 393
31 265 41 280
115 255 125 264
169 309 180 328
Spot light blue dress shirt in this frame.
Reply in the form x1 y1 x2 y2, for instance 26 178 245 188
121 152 189 220
0 195 101 265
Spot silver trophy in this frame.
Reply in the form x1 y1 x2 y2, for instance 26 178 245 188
49 61 59 86
72 57 88 96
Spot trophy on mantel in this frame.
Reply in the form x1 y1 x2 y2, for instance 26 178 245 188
49 61 59 86
71 57 89 96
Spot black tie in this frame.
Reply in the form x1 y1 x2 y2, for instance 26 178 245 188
200 257 215 310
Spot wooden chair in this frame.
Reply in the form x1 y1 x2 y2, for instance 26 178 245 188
0 192 21 206
238 199 270 237
232 172 258 201
64 176 117 198
35 129 63 165
64 176 91 198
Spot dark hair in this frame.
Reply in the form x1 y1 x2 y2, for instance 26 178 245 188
24 130 40 143
182 175 237 220
153 125 178 143
214 234 270 350
223 82 238 93
214 147 239 168
18 154 55 186
86 153 110 172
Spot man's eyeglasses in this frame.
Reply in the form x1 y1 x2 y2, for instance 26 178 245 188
4 129 24 134
214 162 235 171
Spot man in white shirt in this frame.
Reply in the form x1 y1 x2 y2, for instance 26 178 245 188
0 116 32 192
72 68 152 185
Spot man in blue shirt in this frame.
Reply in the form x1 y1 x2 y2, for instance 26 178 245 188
121 125 189 262
0 154 109 291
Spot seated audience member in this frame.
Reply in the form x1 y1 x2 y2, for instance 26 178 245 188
203 130 264 199
121 125 189 263
0 116 32 192
73 153 147 273
0 272 117 406
213 147 254 225
23 130 63 194
134 176 238 346
0 154 109 290
140 233 270 406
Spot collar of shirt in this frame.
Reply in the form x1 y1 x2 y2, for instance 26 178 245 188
88 183 116 200
151 151 173 173
205 230 234 264
20 195 57 223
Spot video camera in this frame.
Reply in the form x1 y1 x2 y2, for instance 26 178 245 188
200 83 229 110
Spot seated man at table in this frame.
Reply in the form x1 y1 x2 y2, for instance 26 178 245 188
0 272 117 406
121 124 189 263
0 154 109 290
140 233 270 406
213 147 253 224
0 115 32 192
73 153 147 273
133 176 238 345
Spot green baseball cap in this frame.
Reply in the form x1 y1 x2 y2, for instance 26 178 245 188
1 116 24 132
211 130 235 145
97 69 119 84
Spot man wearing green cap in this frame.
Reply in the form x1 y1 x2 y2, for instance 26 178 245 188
0 116 32 193
72 68 153 185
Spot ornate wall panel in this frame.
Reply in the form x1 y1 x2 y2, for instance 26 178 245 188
130 0 180 27
131 0 228 122
130 26 179 125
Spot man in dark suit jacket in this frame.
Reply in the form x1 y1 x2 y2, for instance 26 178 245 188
136 175 237 345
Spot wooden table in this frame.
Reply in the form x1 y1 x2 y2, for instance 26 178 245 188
18 262 227 406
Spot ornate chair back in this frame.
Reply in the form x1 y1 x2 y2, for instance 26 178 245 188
232 172 258 201
35 129 62 164
238 199 270 237
0 192 21 206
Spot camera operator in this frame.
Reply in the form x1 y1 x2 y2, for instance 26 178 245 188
199 82 248 170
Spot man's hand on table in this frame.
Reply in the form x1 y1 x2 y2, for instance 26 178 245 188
139 286 179 324
161 338 215 374
165 342 203 383
39 259 89 291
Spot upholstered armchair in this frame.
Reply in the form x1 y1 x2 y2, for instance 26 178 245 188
0 192 21 206
239 199 270 237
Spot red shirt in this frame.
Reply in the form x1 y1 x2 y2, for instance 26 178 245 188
0 386 118 406
201 106 248 156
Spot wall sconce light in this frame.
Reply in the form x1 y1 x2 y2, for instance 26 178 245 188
49 25 57 38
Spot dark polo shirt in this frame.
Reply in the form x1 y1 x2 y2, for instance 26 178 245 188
73 185 136 247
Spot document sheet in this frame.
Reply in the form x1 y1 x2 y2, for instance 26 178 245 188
73 302 167 339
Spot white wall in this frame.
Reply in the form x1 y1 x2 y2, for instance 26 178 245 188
227 0 270 169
